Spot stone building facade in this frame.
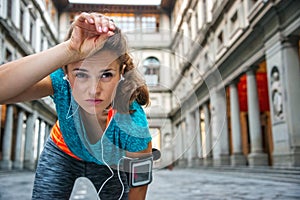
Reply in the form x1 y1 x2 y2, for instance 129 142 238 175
0 0 58 170
168 0 300 168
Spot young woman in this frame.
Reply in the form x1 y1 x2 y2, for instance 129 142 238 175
0 12 152 200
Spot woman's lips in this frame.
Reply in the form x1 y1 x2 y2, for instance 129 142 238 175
86 99 103 105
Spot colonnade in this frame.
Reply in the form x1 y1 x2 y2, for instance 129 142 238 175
176 68 269 167
0 101 56 170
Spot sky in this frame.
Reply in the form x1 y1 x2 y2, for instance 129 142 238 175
68 0 162 6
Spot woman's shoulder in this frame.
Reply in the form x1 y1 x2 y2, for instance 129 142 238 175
113 100 150 137
50 68 68 90
50 68 70 103
129 101 148 126
50 68 64 84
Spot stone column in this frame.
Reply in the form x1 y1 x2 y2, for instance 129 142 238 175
229 82 247 166
246 69 268 166
0 105 14 170
13 110 25 169
24 111 37 170
194 109 203 165
188 110 202 167
174 125 181 165
210 88 230 166
36 119 42 161
186 113 193 167
177 122 187 167
203 103 213 166
44 123 50 144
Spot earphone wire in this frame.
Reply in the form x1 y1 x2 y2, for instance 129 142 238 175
97 114 125 200
97 118 114 199
66 102 79 119
63 75 80 120
117 157 126 200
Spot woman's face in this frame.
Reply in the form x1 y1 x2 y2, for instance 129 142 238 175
67 50 121 115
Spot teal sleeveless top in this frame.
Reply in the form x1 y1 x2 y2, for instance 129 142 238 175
50 68 152 165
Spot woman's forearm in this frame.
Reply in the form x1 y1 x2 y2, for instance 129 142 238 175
0 41 75 103
129 185 148 200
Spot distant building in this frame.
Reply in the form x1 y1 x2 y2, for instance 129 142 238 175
0 0 299 171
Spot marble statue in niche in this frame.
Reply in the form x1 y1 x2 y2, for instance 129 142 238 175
270 66 284 121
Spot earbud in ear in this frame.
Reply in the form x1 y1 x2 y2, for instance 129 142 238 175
120 74 125 81
63 75 68 81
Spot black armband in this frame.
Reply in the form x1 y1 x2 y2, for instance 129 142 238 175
124 155 153 187
124 148 161 188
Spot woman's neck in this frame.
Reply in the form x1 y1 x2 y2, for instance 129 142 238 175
79 108 108 144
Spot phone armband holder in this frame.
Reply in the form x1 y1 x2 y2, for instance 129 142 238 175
124 155 153 187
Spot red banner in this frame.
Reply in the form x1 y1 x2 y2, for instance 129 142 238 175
237 73 270 112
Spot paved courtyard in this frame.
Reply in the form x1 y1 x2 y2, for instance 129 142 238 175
147 168 300 200
0 168 299 200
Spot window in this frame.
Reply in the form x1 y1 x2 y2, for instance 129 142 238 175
5 49 13 62
217 31 223 49
230 11 238 31
114 14 135 32
109 13 159 33
143 57 160 86
20 8 24 34
30 21 35 47
141 15 158 33
40 32 45 51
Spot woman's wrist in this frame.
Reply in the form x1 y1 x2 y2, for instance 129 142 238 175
60 40 82 65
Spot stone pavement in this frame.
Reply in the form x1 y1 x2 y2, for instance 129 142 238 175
147 168 300 200
0 167 299 200
0 170 34 200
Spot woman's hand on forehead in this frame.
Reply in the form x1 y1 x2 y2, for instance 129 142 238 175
67 12 116 62
77 12 115 34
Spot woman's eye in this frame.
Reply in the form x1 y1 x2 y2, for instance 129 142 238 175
75 73 88 79
100 72 113 81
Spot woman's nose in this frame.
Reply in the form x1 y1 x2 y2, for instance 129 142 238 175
88 79 101 96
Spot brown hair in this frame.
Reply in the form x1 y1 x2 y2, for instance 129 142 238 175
65 19 150 113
